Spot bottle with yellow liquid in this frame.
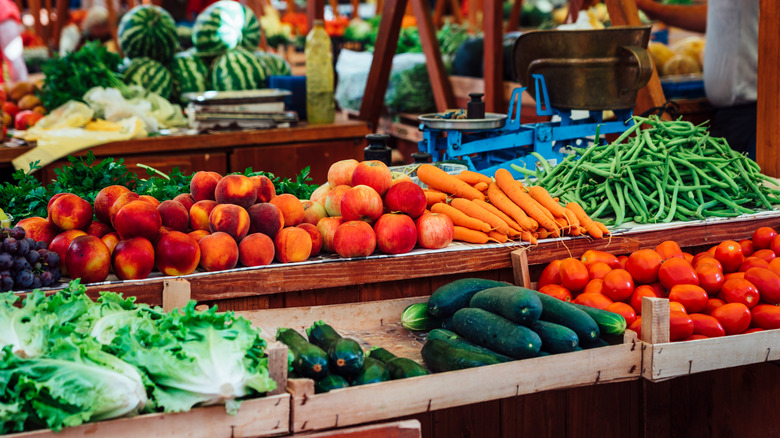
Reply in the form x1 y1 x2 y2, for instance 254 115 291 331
305 19 335 125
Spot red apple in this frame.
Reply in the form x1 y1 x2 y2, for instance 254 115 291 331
301 200 327 225
333 220 376 258
317 216 344 253
340 185 383 224
309 183 331 206
351 160 392 196
324 185 351 217
374 213 417 254
415 212 454 249
383 181 426 218
327 159 359 188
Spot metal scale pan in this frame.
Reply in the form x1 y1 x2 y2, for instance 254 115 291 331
418 113 507 130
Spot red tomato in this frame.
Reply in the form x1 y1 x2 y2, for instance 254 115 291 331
682 252 694 264
751 249 777 263
617 255 628 270
583 278 604 295
707 245 717 255
689 313 726 337
655 241 684 260
681 334 709 341
559 258 589 292
739 257 769 272
572 292 614 310
658 258 699 290
692 251 716 267
580 250 620 268
538 284 572 302
668 284 709 313
587 261 612 280
670 310 695 341
628 316 642 337
724 272 745 282
768 258 780 276
695 263 724 296
625 249 664 284
602 269 635 302
710 303 751 335
752 226 778 250
750 304 780 330
669 301 688 314
744 327 764 334
694 256 723 271
537 259 562 288
720 278 760 308
739 239 755 257
606 302 636 326
771 235 780 257
630 285 660 315
705 298 726 315
714 240 745 273
743 267 780 304
647 282 667 298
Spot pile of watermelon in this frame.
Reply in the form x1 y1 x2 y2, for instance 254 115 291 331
117 2 293 101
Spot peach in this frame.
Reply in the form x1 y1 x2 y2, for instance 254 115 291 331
86 220 113 238
114 200 162 241
416 212 454 249
198 231 239 272
94 185 130 223
274 227 312 263
333 221 376 258
190 200 218 231
190 171 222 202
16 217 60 245
101 232 120 255
269 194 305 227
297 223 323 257
46 192 73 217
139 195 160 207
109 192 141 226
309 183 331 206
111 237 155 280
208 204 250 241
65 235 111 284
317 216 343 253
374 213 417 254
351 160 392 196
384 181 426 218
341 185 383 223
49 194 93 231
327 159 359 188
154 226 173 245
189 229 210 242
324 185 351 217
301 200 327 225
158 200 190 232
247 203 285 238
156 231 201 276
239 233 275 267
215 174 257 208
251 175 276 203
173 193 195 212
50 229 88 273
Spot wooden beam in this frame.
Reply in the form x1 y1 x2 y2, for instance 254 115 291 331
411 0 456 112
507 0 523 33
756 0 779 177
54 0 70 50
483 0 504 112
307 0 324 31
28 0 44 42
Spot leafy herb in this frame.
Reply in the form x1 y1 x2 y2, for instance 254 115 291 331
49 152 136 205
244 166 317 200
135 165 193 202
0 162 49 221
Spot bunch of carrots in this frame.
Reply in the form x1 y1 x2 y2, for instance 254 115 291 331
416 165 609 245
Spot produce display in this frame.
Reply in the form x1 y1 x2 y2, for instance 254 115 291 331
1 81 45 135
122 57 174 99
648 37 705 77
169 50 210 97
117 4 180 63
210 47 268 91
192 1 261 54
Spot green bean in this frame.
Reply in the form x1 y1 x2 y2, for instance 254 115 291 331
623 184 647 223
701 189 755 214
653 179 666 222
669 157 730 189
626 167 649 216
663 180 681 223
695 200 719 217
604 180 621 225
735 160 772 209
705 162 740 194
580 164 613 179
589 199 611 219
530 152 553 174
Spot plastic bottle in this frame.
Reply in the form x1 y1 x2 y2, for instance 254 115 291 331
305 19 335 125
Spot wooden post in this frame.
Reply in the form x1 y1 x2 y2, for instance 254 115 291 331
483 0 504 112
507 0 523 33
411 0 456 112
162 278 192 313
266 342 289 396
307 0 325 31
756 0 779 177
510 248 531 289
28 0 44 42
640 297 670 344
55 0 69 50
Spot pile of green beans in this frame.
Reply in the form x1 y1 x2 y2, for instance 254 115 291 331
513 116 780 226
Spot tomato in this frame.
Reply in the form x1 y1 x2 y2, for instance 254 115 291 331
724 272 745 282
743 267 780 304
587 262 612 280
625 249 664 284
739 257 769 272
707 245 717 255
655 241 684 260
538 284 572 302
689 313 726 337
744 327 764 334
617 255 628 270
606 302 636 326
580 250 620 268
681 334 709 341
710 303 751 335
647 282 667 298
705 298 726 315
750 304 780 330
559 258 589 292
670 310 695 341
658 258 699 290
739 239 755 257
628 316 642 337
668 284 709 313
694 256 723 271
583 278 604 295
537 259 562 288
720 278 760 308
573 292 613 310
768 258 780 276
602 269 634 302
771 235 780 257
695 263 724 296
682 252 694 264
630 285 660 315
751 249 777 263
669 301 688 314
714 240 745 273
752 226 778 250
692 251 716 267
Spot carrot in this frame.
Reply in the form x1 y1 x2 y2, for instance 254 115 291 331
528 195 557 223
596 221 610 236
537 228 550 239
473 181 489 192
456 170 493 185
528 186 568 218
521 231 538 245
450 198 518 237
563 208 581 228
431 203 491 232
472 199 524 234
487 230 508 243
486 183 538 231
554 216 569 231
453 226 490 244
494 169 560 236
424 190 447 207
416 164 485 201
565 201 604 239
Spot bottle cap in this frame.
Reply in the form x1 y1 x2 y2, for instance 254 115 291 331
314 19 324 26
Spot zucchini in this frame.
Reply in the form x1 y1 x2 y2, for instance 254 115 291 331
366 346 396 363
315 374 350 393
276 328 329 380
367 347 429 379
401 302 443 331
352 357 390 386
529 320 579 354
421 338 506 372
306 320 341 350
469 286 543 325
452 308 542 359
532 291 600 346
569 303 627 336
307 321 364 376
428 278 509 318
427 329 513 362
441 315 455 331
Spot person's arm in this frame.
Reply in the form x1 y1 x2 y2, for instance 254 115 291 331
633 0 707 33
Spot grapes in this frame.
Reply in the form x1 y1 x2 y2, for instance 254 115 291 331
10 227 25 240
0 275 13 291
13 270 33 289
0 253 11 270
26 250 40 265
36 241 47 250
25 237 36 248
0 233 62 290
13 256 30 272
51 269 61 282
17 238 29 256
31 274 42 289
40 271 54 287
3 238 18 255
43 251 60 267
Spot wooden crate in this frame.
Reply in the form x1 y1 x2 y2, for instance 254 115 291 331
238 296 642 434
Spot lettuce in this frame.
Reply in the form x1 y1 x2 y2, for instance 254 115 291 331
0 291 55 358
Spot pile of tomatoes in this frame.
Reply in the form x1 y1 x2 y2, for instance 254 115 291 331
536 226 780 342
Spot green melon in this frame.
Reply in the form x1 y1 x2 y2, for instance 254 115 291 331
170 51 209 98
192 1 262 54
210 47 266 91
255 50 293 77
118 5 179 63
122 57 173 98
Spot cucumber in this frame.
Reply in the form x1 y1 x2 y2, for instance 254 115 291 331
306 320 341 350
529 320 579 354
441 315 455 331
532 291 600 346
307 321 364 376
452 308 542 359
276 328 329 380
315 374 350 393
351 357 390 386
367 347 429 379
581 337 610 349
367 346 396 363
427 329 513 362
401 302 443 331
428 278 509 318
469 286 543 325
569 303 627 336
421 338 506 372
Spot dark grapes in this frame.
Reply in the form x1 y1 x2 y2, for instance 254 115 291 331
0 275 12 291
31 274 42 289
35 241 47 250
25 238 36 249
13 270 33 289
0 253 11 270
26 250 40 265
40 270 54 287
10 227 25 240
42 251 60 267
3 238 18 255
17 239 29 256
12 256 30 272
51 268 61 282
0 228 10 239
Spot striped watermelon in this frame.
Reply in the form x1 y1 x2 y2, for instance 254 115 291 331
170 51 209 99
192 1 261 54
122 57 173 98
210 47 266 91
118 5 179 63
255 51 293 77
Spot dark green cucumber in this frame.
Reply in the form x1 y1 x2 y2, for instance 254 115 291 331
307 321 364 376
469 286 543 325
351 357 390 386
367 347 397 363
427 278 509 318
315 374 350 394
367 347 428 379
539 351 552 357
581 337 610 349
421 338 506 372
452 308 542 359
276 328 329 380
427 329 513 362
569 302 627 336
306 320 342 350
441 315 455 331
529 320 579 354
401 302 443 331
532 291 600 346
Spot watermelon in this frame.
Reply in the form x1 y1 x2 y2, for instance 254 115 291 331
170 51 209 99
122 57 173 98
255 51 293 77
192 1 262 54
210 48 266 91
118 5 179 63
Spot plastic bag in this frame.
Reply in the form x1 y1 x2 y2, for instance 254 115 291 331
335 49 374 111
28 101 94 131
83 86 187 133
